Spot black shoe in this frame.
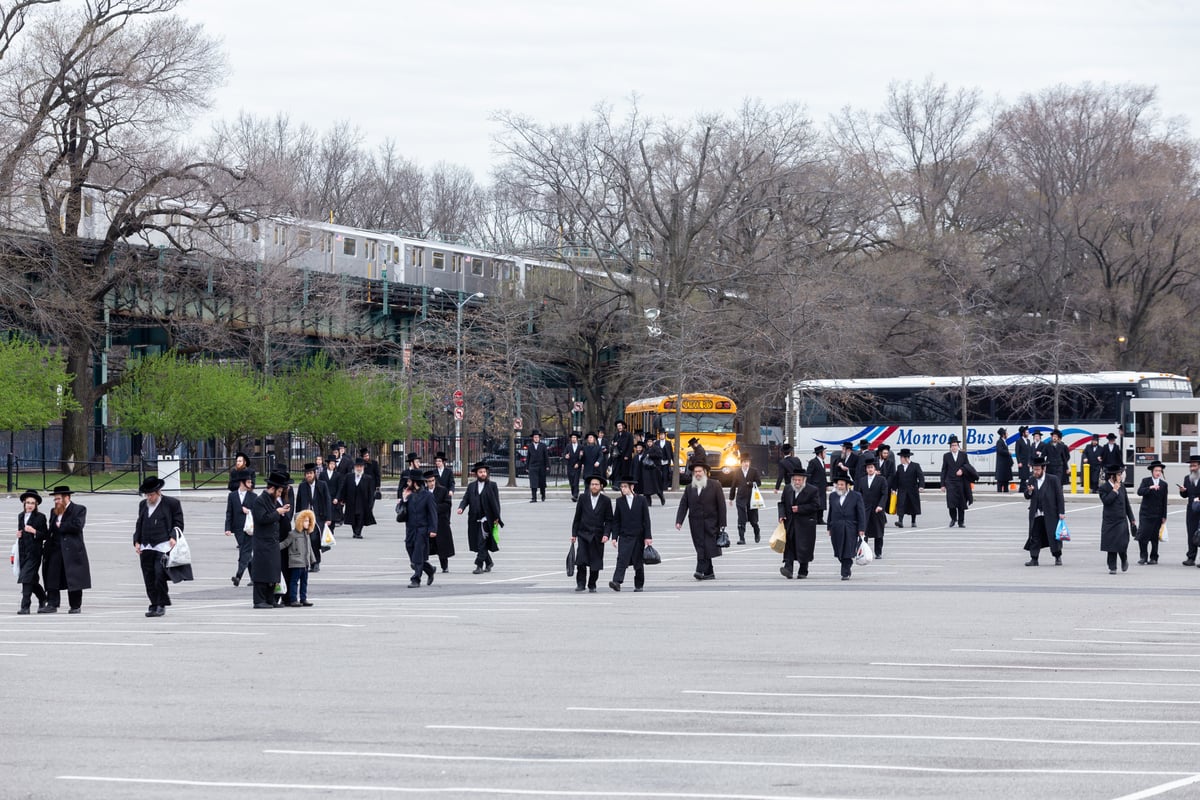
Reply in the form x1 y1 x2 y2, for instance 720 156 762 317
575 585 586 592
472 567 484 574
441 568 448 573
150 606 165 617
530 499 537 503
300 601 313 607
309 564 320 573
231 576 240 587
253 602 274 609
1109 568 1117 574
484 564 492 572
37 606 56 614
700 574 715 581
911 522 918 527
609 581 620 592
280 598 297 606
754 533 760 543
1122 561 1129 572
353 534 363 539
1150 558 1158 565
588 586 597 592
693 572 704 580
1054 556 1062 566
407 580 420 588
798 571 808 579
1137 559 1148 565
737 538 746 545
633 587 644 592
17 608 29 615
68 608 81 614
780 566 793 579
1025 560 1039 566
958 523 966 528
425 570 435 586
896 521 904 528
841 575 850 581
1184 560 1196 566
948 522 956 528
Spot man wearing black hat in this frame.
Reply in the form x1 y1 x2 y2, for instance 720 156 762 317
582 432 605 488
773 443 805 492
728 452 762 545
432 452 455 499
295 463 332 572
15 490 48 614
675 459 726 580
893 448 924 527
527 431 549 503
1100 463 1135 574
778 468 820 579
458 462 502 573
994 429 1013 493
359 448 382 501
610 474 651 592
654 430 674 497
426 467 455 572
853 439 875 485
338 457 377 539
249 470 292 608
227 451 255 492
859 458 889 559
827 474 866 581
1179 455 1200 566
133 476 185 616
1080 434 1104 494
595 427 610 480
807 446 829 524
940 436 977 528
1014 426 1033 492
612 420 634 483
225 469 256 586
829 441 857 487
1101 433 1122 472
43 486 90 614
572 473 613 592
398 469 438 588
1046 429 1070 487
1136 460 1170 565
1022 455 1065 566
686 437 707 468
333 442 352 477
565 433 584 502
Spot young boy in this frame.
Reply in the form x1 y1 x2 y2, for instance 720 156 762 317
281 510 317 606
15 490 48 614
609 475 652 592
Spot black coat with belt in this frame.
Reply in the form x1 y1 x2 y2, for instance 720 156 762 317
1099 480 1135 553
44 502 90 591
337 472 377 527
995 439 1013 484
778 482 820 562
16 510 47 584
675 480 726 560
1023 474 1065 551
249 490 285 583
572 493 613 570
458 478 502 552
1136 476 1169 535
133 495 185 548
941 451 977 509
858 473 889 539
893 461 924 516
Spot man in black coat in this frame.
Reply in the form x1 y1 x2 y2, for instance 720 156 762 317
727 453 762 544
827 475 866 581
295 463 332 572
994 428 1013 493
360 448 382 500
595 427 611 480
399 469 438 588
224 468 256 586
829 441 857 487
1180 455 1200 566
1100 463 1135 573
807 446 829 524
16 490 48 614
612 420 634 483
337 457 377 539
320 453 343 528
858 458 890 559
1080 434 1103 493
1101 433 1122 471
572 474 613 592
132 476 184 617
432 452 455 499
582 432 606 483
893 449 924 528
426 468 456 572
1136 460 1169 565
940 436 977 528
609 475 652 592
457 462 502 573
1045 429 1070 487
43 486 90 614
853 439 875 485
1014 426 1033 492
249 470 291 609
654 430 674 495
774 443 806 491
564 433 584 502
526 431 549 502
778 470 821 579
1023 455 1066 566
675 460 727 580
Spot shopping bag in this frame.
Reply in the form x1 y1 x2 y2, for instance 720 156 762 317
768 522 787 554
165 528 192 568
1055 519 1071 542
855 536 875 566
242 511 254 534
321 523 336 549
491 521 501 546
750 486 766 510
10 540 17 580
566 542 575 577
888 489 898 515
642 544 662 565
716 529 731 548
1160 522 1169 543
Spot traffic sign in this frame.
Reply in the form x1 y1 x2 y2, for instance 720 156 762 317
572 401 584 413
453 389 464 407
513 417 523 430
453 407 464 421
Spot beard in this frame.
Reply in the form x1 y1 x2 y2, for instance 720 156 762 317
836 488 847 498
690 475 708 492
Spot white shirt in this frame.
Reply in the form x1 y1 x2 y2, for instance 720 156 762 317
626 495 634 509
590 493 600 510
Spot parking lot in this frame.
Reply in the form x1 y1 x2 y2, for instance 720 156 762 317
5 487 1199 799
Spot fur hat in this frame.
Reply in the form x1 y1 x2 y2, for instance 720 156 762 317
294 509 317 533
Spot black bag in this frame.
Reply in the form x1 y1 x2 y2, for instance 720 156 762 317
395 500 407 524
566 542 576 576
642 544 661 565
716 529 731 548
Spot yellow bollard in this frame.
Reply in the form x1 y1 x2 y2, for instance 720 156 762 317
1070 462 1078 494
1082 462 1090 494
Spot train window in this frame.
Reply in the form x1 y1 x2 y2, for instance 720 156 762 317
471 256 484 276
412 247 425 267
82 196 94 217
500 262 512 280
432 251 444 270
297 230 312 249
451 254 462 273
251 224 260 242
392 246 399 262
343 237 356 257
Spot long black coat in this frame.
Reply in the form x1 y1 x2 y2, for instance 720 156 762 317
612 493 651 540
858 473 889 539
778 482 820 562
44 502 90 591
582 443 606 477
774 455 805 490
1180 474 1200 544
1045 441 1069 484
16 510 47 584
941 451 976 510
893 461 924 516
1099 480 1135 553
1015 437 1034 485
806 457 828 509
995 438 1013 485
526 441 549 490
295 479 332 528
1136 476 1169 539
728 467 762 508
572 493 613 570
337 472 377 527
458 479 501 553
249 490 285 583
675 480 726 560
632 452 661 498
1023 474 1065 551
429 483 455 558
827 490 866 560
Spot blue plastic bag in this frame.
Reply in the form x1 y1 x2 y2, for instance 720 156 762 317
1055 519 1071 542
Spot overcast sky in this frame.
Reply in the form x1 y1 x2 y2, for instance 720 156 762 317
181 0 1200 180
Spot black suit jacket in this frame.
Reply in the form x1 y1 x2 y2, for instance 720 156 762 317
728 467 762 507
1136 476 1169 525
133 495 184 547
224 488 256 533
572 493 613 540
295 479 332 527
612 493 651 539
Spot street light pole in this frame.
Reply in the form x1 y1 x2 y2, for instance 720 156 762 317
434 288 485 486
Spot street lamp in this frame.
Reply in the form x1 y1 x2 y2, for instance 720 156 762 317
433 287 485 484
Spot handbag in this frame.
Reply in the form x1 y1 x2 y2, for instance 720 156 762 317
395 500 407 524
165 527 192 568
750 486 766 510
715 529 731 548
1160 522 1169 542
768 521 787 554
888 489 898 515
491 521 501 546
321 523 336 548
642 544 662 565
1055 519 1071 542
566 542 576 577
855 536 875 565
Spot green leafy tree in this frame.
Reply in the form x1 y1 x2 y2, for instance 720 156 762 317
0 337 81 431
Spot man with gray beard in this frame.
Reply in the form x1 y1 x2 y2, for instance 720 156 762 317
675 459 727 580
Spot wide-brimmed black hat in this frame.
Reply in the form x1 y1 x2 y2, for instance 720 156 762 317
897 448 913 457
434 451 447 461
585 472 607 487
1031 454 1048 467
232 469 253 483
334 440 346 448
618 473 637 485
877 444 891 453
1051 429 1063 438
302 463 317 473
233 451 249 461
1106 433 1117 441
569 432 581 439
585 431 596 439
1090 433 1100 440
863 457 878 467
1189 455 1200 465
1018 425 1029 434
405 453 420 464
18 489 41 505
472 461 490 474
49 485 73 496
833 474 853 485
948 435 960 444
687 459 710 473
354 457 365 466
1106 463 1126 475
421 468 438 480
265 470 292 488
997 427 1007 435
841 441 853 448
813 445 825 454
687 437 700 447
138 476 165 495
781 443 793 454
531 430 541 437
1147 460 1166 472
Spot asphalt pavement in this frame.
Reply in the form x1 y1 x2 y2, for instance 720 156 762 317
3 485 1199 799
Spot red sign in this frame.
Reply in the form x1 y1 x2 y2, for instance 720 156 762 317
453 407 464 421
453 389 464 407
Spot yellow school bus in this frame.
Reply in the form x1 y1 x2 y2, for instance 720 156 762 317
625 394 740 482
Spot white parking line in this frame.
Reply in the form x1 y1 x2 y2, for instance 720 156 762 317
954 648 1200 659
1017 638 1200 648
569 705 1200 726
1109 774 1200 800
680 690 1200 705
873 662 1200 674
785 674 1200 689
0 640 150 647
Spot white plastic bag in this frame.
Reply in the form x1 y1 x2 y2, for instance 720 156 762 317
750 485 766 510
10 540 18 580
855 536 875 566
321 523 336 549
165 528 192 568
242 510 254 534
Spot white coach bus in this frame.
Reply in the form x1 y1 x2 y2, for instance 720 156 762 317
787 372 1194 486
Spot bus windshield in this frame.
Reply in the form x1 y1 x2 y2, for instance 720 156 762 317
660 413 735 434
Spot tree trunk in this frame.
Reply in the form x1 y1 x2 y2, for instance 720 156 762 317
61 334 93 475
741 394 764 446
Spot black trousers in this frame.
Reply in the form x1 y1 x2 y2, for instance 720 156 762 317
694 555 713 577
1186 521 1198 562
309 530 322 566
1137 530 1160 561
234 529 253 579
735 505 760 539
474 548 494 568
949 507 965 525
406 532 434 582
139 549 171 608
839 557 853 578
568 469 581 499
20 581 46 610
1106 550 1129 570
1027 518 1062 560
252 582 275 606
612 537 645 588
47 589 82 610
576 565 599 589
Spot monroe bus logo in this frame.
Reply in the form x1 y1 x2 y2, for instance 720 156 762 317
895 429 996 446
